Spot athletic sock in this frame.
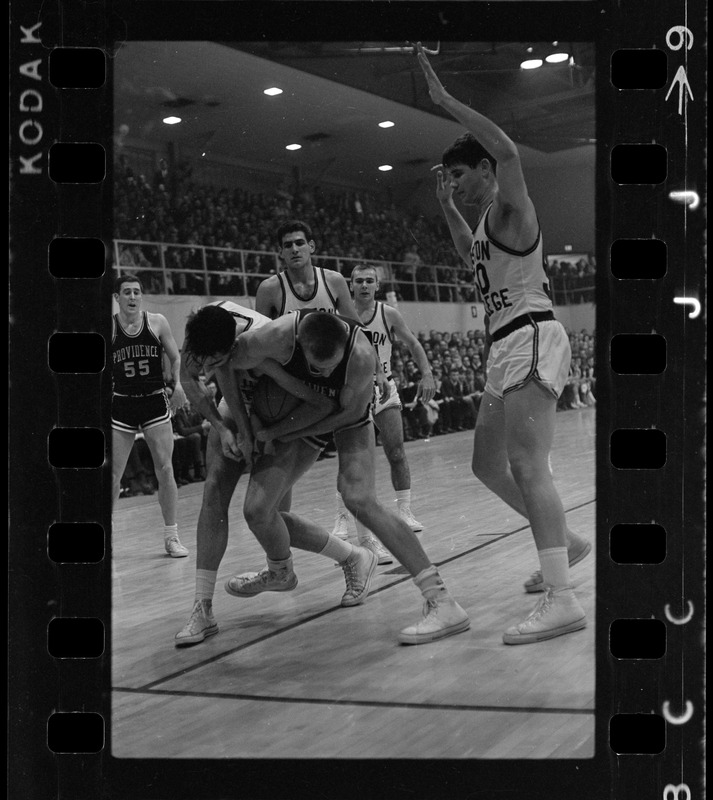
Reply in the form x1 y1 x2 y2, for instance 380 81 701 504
319 535 355 564
413 565 450 601
164 523 179 539
538 547 570 589
267 555 294 573
395 489 412 509
195 569 217 603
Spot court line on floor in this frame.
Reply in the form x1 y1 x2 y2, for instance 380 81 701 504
132 497 595 692
113 685 595 717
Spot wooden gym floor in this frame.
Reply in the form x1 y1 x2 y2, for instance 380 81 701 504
111 407 595 759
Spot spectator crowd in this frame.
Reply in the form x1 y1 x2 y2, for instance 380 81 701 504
114 153 594 304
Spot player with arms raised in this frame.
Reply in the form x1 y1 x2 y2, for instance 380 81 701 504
416 42 590 644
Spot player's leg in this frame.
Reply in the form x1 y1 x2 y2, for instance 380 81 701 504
500 381 586 644
332 486 351 539
224 439 320 597
376 405 422 532
279 510 379 607
336 423 469 644
143 419 187 557
472 391 590 591
112 427 138 506
175 422 245 646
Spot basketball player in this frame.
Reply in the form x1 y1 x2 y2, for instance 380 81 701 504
255 219 360 320
186 307 470 645
416 43 589 644
175 302 376 646
257 219 391 562
331 263 435 555
111 274 189 557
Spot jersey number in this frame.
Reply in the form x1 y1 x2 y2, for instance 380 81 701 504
123 359 150 378
474 262 490 295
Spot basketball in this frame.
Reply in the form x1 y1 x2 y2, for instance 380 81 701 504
251 375 302 425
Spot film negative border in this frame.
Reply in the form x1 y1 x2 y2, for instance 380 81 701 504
8 2 706 799
598 2 705 798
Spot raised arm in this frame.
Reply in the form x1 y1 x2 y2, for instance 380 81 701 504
415 43 536 229
434 168 474 266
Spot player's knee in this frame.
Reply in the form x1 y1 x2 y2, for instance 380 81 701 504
243 496 270 530
384 443 405 465
156 460 174 481
341 488 370 519
507 452 539 487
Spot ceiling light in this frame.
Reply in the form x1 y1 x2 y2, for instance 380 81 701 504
378 165 393 172
162 116 182 125
264 87 283 96
520 59 543 70
378 121 395 128
285 143 302 151
546 52 570 63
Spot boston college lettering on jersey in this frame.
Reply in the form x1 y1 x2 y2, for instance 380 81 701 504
471 204 553 335
278 266 340 316
360 301 394 380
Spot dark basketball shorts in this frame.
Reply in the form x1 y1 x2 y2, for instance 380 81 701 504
112 391 171 434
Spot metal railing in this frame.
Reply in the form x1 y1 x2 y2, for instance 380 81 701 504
112 239 594 305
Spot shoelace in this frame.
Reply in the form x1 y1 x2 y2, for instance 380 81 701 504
526 590 554 622
184 602 209 632
422 598 439 618
343 559 364 592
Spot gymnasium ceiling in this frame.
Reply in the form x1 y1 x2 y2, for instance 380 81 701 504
114 40 595 190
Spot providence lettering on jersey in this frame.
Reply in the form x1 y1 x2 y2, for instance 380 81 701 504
112 311 165 394
470 205 552 334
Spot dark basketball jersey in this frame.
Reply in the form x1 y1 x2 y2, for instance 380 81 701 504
280 310 363 404
112 312 165 395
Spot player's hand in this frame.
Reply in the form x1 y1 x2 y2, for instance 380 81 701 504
169 383 187 411
415 42 448 105
218 425 245 464
376 373 391 405
417 373 436 403
435 169 454 206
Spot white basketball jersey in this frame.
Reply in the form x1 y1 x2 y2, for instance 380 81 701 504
208 300 271 405
209 300 271 337
277 266 340 315
470 204 553 335
360 301 394 380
